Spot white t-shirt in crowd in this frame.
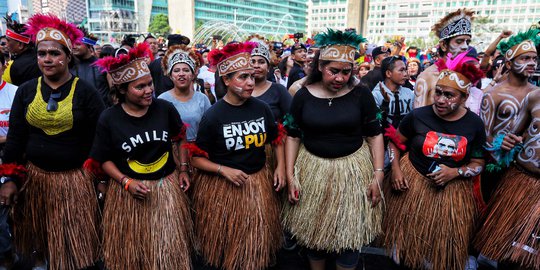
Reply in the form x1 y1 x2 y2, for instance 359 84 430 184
0 81 18 137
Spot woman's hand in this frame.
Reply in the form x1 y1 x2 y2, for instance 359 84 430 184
391 167 409 191
427 164 458 186
0 182 17 205
127 180 151 200
273 164 286 192
367 178 383 207
220 166 249 187
179 172 190 192
286 174 300 204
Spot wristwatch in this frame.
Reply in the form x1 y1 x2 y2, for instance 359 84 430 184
457 168 464 177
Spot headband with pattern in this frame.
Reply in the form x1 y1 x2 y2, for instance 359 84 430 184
24 14 83 52
432 9 474 41
314 29 366 63
208 42 257 76
95 43 151 85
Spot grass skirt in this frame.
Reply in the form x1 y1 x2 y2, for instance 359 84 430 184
474 166 540 269
282 144 383 252
102 170 194 270
382 155 477 270
192 166 282 270
13 163 99 270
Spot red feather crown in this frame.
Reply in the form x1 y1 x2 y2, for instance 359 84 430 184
435 50 484 93
208 42 257 76
23 13 83 51
94 43 151 85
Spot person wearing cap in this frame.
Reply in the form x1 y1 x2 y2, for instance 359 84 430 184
188 41 285 270
286 42 307 89
72 27 111 106
475 86 540 270
0 14 105 270
414 9 475 108
158 44 211 142
2 14 41 86
479 30 540 200
91 42 193 270
360 45 390 91
383 50 485 270
282 29 384 270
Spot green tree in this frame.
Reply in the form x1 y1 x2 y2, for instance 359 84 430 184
148 14 171 36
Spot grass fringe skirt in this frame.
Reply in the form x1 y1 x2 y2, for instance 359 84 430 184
282 144 383 252
13 163 100 270
382 155 477 270
102 170 194 270
192 166 282 270
474 166 540 269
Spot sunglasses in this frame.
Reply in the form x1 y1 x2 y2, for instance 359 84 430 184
47 91 62 112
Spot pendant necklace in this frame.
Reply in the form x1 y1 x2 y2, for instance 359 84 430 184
327 97 334 107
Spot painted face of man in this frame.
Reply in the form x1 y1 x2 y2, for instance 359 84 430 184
510 52 538 77
445 35 471 58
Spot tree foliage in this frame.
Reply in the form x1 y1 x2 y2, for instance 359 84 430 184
148 14 171 36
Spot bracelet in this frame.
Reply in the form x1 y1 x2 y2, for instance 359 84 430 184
374 168 384 173
124 178 133 191
217 164 222 175
180 162 189 166
120 175 129 186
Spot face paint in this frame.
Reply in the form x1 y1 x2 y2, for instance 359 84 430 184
512 60 537 77
59 61 64 66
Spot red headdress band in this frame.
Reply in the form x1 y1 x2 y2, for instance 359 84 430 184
6 29 30 44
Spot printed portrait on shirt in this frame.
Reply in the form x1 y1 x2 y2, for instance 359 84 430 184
423 131 467 162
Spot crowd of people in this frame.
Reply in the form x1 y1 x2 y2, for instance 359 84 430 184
0 7 536 270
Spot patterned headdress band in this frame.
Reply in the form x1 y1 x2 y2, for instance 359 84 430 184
168 51 196 74
314 29 366 64
505 40 537 61
435 50 484 93
433 9 474 41
208 42 257 76
498 29 540 61
251 43 271 63
95 43 151 85
24 14 83 52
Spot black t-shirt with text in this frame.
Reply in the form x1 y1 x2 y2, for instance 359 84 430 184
90 99 184 180
399 105 486 176
195 98 277 174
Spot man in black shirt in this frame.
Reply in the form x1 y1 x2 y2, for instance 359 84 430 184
72 28 110 106
360 46 390 91
286 43 307 89
2 14 41 86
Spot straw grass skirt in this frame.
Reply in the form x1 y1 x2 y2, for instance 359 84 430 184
474 166 540 269
282 144 383 252
382 155 477 270
13 163 99 270
192 166 282 270
102 170 194 270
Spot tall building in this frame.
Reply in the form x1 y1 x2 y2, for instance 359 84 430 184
171 0 308 40
32 0 86 23
366 0 540 49
1 0 30 35
306 0 369 37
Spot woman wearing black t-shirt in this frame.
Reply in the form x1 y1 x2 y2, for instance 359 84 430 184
250 41 292 170
188 42 285 270
383 51 486 270
92 43 193 270
0 15 104 269
282 29 385 270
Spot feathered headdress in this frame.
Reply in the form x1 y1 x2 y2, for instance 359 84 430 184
208 41 257 76
432 9 474 41
314 28 366 63
24 13 83 51
4 13 30 44
498 29 540 61
95 42 151 85
161 44 200 75
435 50 484 93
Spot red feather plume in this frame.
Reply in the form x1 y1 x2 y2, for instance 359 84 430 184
83 158 107 178
182 143 209 158
435 50 484 84
94 43 150 72
23 13 84 45
384 126 406 151
208 42 258 66
272 123 287 146
0 163 27 179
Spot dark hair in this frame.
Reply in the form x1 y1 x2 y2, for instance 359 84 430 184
0 52 4 66
304 50 355 87
381 55 403 79
438 39 450 57
99 45 115 58
113 82 130 103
